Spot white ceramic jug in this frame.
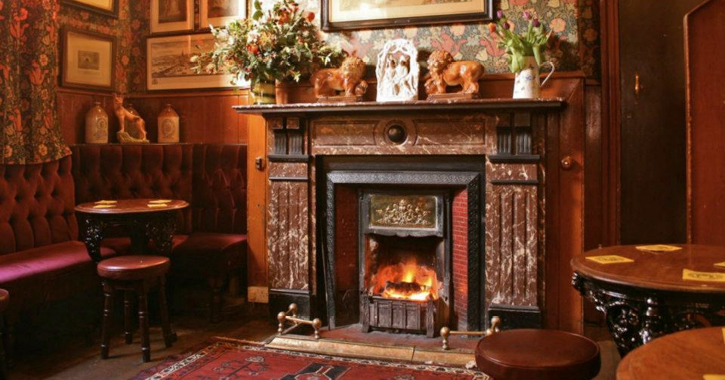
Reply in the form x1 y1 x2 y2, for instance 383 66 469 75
513 56 556 99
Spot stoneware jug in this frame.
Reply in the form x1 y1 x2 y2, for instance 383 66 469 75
157 104 180 143
513 56 555 99
85 101 109 144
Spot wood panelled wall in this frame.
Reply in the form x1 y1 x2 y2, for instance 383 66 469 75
56 88 270 290
57 89 250 144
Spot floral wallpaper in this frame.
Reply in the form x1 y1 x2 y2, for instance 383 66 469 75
0 0 71 164
293 0 601 78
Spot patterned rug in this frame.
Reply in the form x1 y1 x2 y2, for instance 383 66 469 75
133 338 486 380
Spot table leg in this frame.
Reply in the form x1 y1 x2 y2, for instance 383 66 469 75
147 213 177 256
81 218 106 263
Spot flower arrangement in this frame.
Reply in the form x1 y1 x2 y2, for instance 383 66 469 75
487 10 552 73
191 0 343 85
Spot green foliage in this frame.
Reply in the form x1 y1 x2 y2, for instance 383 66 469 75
488 13 551 74
191 0 344 85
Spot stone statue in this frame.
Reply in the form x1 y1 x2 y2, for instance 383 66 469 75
424 50 485 100
113 94 149 143
310 55 368 102
376 39 419 102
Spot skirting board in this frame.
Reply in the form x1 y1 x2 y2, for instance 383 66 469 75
248 286 269 303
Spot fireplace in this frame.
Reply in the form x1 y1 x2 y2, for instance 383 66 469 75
233 93 586 334
359 192 449 336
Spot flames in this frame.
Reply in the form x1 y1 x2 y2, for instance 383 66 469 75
371 259 440 302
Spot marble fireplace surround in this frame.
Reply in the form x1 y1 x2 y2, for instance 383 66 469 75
235 96 578 333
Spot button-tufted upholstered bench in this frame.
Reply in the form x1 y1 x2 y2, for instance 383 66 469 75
71 144 248 322
0 155 121 358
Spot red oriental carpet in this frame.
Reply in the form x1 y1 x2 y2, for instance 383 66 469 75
133 338 486 380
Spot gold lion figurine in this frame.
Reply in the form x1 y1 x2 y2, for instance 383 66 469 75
424 50 485 97
311 55 368 101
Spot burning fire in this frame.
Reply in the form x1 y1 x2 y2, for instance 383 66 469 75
371 260 440 301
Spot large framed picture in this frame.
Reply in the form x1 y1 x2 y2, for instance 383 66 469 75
322 0 493 31
147 34 237 91
151 0 194 34
200 0 247 30
62 0 118 17
61 28 116 91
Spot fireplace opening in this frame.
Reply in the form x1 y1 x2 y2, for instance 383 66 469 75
366 236 442 302
359 192 451 337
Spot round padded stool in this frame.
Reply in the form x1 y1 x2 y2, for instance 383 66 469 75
475 329 601 380
0 289 8 380
97 256 175 362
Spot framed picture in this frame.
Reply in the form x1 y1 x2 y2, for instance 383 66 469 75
322 0 493 31
147 33 238 91
151 0 194 34
61 0 118 18
61 28 116 91
200 0 247 30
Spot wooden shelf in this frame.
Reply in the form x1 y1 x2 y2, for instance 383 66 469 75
233 97 566 116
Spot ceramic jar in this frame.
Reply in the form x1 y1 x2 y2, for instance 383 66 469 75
157 104 180 143
251 80 276 105
85 102 109 144
513 56 556 99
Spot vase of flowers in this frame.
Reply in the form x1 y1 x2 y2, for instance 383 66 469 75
192 0 343 104
488 11 556 99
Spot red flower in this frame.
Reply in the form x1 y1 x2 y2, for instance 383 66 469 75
305 11 315 22
487 23 496 34
14 8 28 21
278 10 290 24
247 44 259 54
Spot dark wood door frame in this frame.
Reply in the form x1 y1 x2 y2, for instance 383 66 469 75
600 0 621 246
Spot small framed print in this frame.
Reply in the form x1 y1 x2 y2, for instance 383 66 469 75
151 0 194 34
61 28 116 91
200 0 247 29
147 34 237 91
62 0 118 18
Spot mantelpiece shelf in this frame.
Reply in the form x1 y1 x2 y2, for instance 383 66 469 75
233 97 565 115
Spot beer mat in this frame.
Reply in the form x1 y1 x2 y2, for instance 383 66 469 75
147 203 169 208
635 244 682 253
93 205 116 209
585 255 634 264
149 199 172 204
94 200 117 204
682 269 725 283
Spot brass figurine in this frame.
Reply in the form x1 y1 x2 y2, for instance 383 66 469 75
311 55 368 103
424 50 485 100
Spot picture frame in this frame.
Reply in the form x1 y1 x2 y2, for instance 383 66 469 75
200 0 247 30
151 0 194 34
147 33 238 91
321 0 493 31
61 28 116 91
61 0 118 18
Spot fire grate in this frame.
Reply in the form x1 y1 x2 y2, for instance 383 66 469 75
361 294 440 337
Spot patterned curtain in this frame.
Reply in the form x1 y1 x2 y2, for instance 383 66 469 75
0 0 70 164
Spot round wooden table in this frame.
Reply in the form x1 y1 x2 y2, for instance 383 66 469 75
76 199 188 262
617 327 725 379
571 244 725 356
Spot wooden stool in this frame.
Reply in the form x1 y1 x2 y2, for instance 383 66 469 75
475 329 601 380
0 289 8 380
97 256 176 362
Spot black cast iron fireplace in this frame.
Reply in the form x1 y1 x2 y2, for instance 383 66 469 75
359 192 450 337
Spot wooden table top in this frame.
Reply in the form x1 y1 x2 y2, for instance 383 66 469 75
75 199 189 215
571 245 725 293
617 327 725 380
